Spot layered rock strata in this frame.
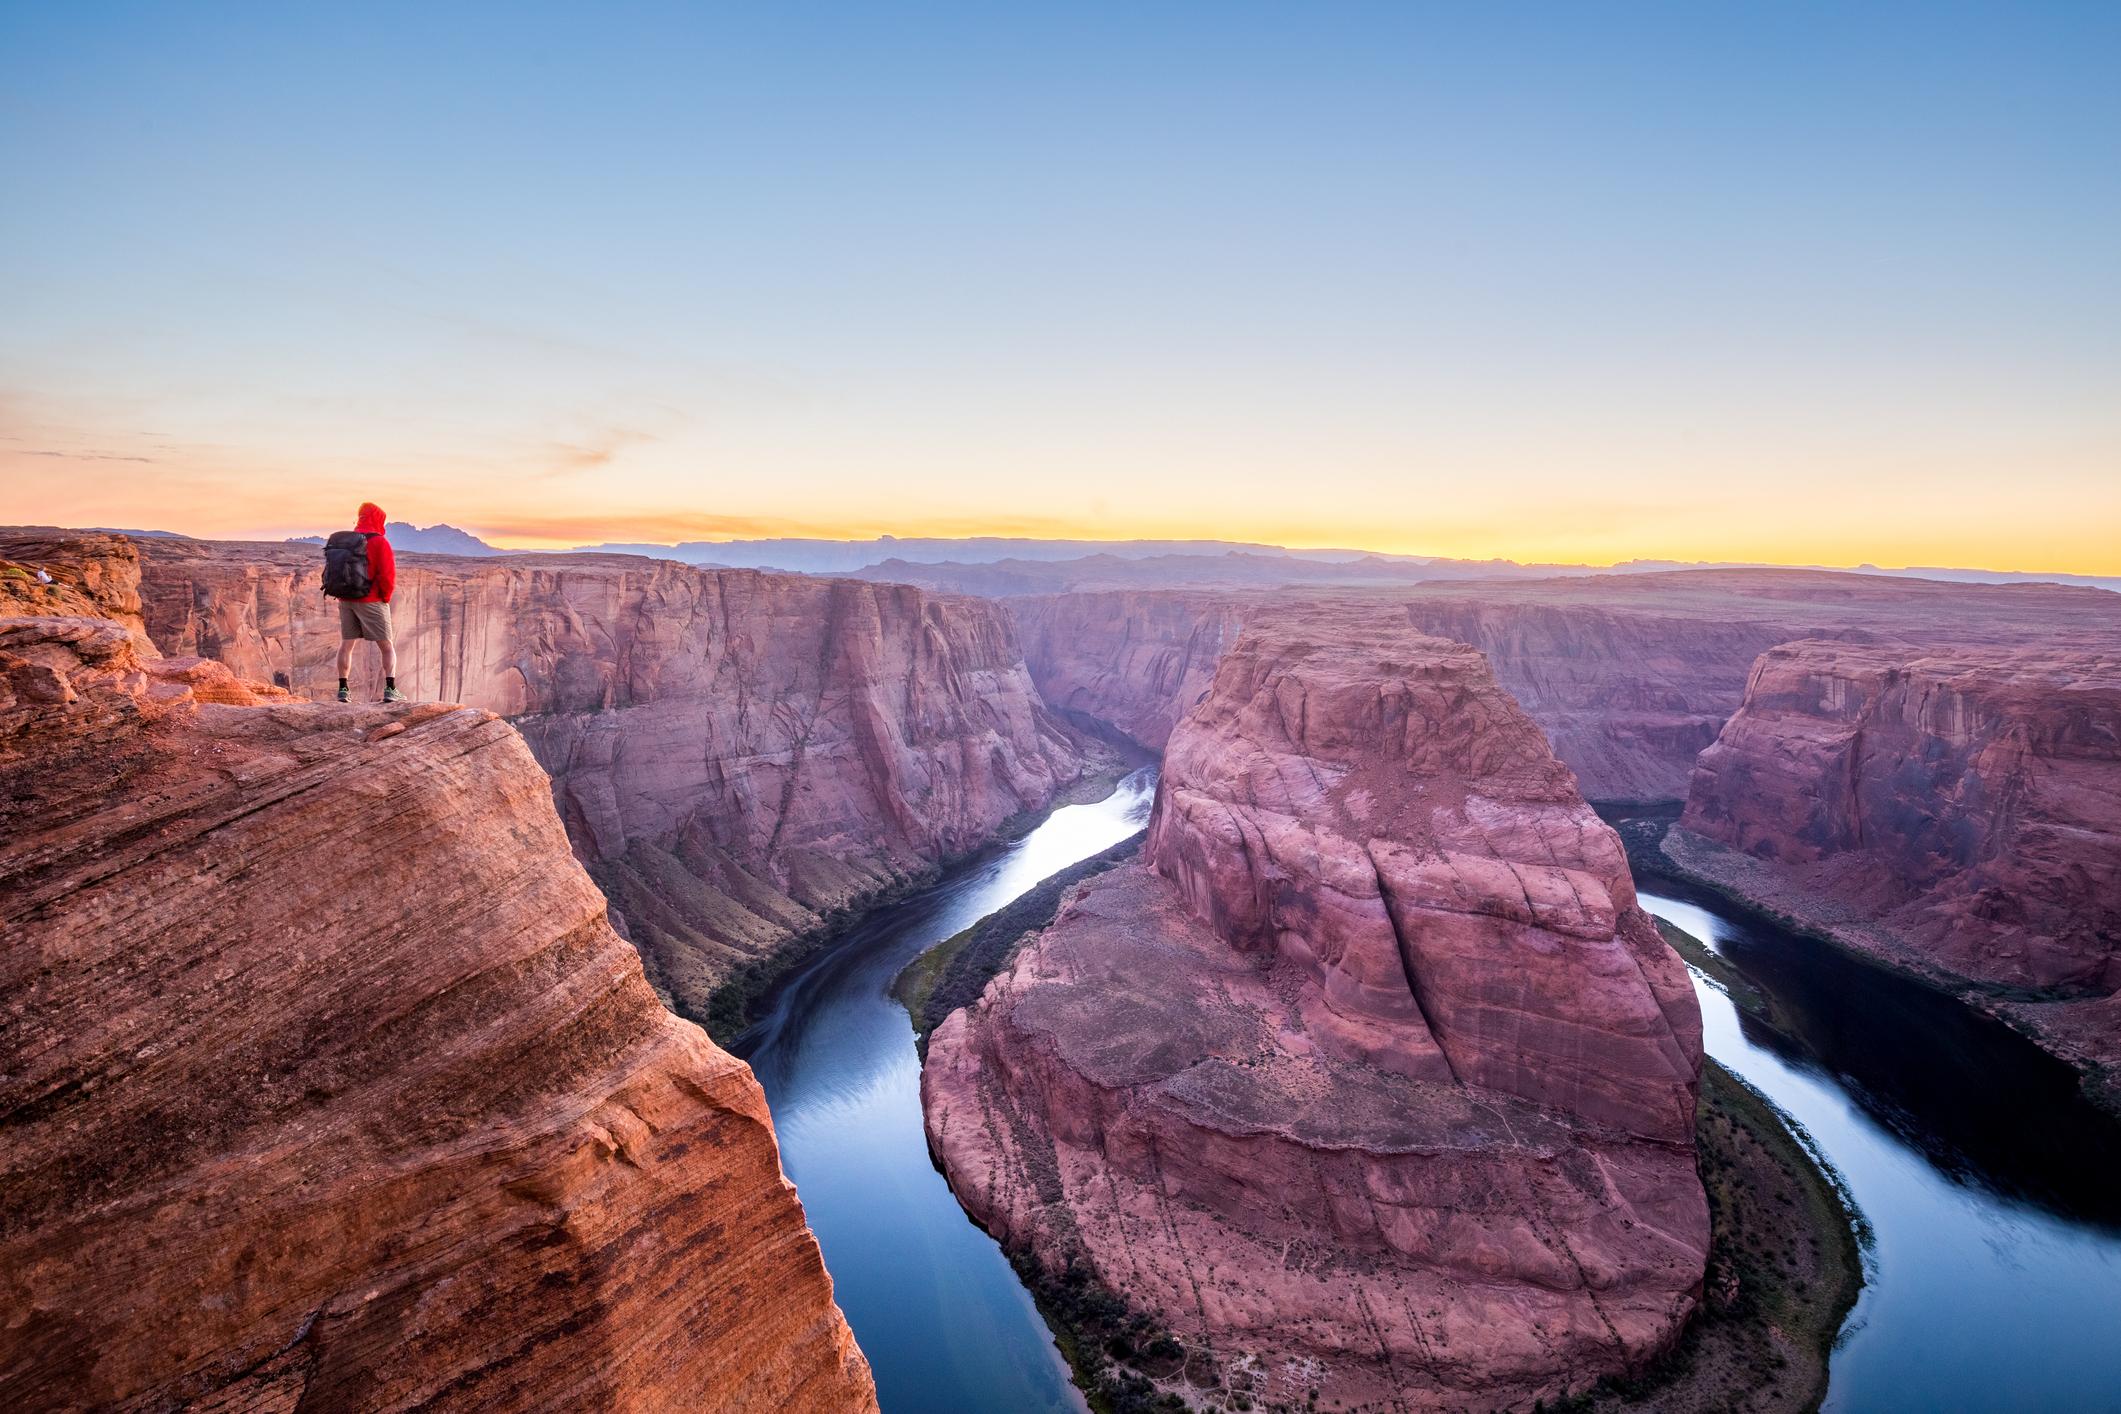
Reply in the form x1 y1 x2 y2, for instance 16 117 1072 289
0 588 876 1409
1675 639 2121 1094
1399 571 2121 802
1014 571 2121 804
1008 590 1247 752
0 527 152 641
925 611 1708 1410
130 534 1089 1022
1394 599 1790 803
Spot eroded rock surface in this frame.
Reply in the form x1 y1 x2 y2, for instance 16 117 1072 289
0 527 152 643
130 533 1089 1021
1009 590 1247 752
0 589 876 1410
1398 571 2121 803
1015 571 2121 804
926 610 1708 1410
1676 639 2121 1092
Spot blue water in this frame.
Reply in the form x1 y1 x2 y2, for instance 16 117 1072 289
739 781 2121 1412
735 769 1158 1414
1637 872 2121 1413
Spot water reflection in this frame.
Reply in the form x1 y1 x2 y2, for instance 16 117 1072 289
738 784 2121 1412
736 768 1158 1414
1633 857 2121 1412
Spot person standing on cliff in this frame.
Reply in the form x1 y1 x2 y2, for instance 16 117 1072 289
321 502 404 703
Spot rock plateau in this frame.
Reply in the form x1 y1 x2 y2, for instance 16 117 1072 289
925 609 1708 1410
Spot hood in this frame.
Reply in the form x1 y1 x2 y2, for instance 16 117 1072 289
356 503 387 534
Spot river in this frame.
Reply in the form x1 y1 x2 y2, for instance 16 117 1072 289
737 782 2121 1413
1632 853 2121 1413
734 768 1158 1414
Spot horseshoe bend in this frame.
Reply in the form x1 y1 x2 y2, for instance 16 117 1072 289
922 611 1710 1410
11 522 2121 1412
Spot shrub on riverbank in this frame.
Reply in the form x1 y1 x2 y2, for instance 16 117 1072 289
1578 1060 1865 1413
893 830 1145 1050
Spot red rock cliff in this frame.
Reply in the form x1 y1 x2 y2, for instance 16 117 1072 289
924 609 1707 1411
1014 572 2121 805
1009 590 1247 752
1675 639 2121 1092
0 580 876 1409
1393 598 1786 802
132 535 1089 1023
0 527 151 642
1400 572 2121 801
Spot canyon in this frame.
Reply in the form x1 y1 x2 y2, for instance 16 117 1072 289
924 609 1709 1410
1011 569 2121 803
131 534 1094 1030
1007 589 1248 751
12 521 2121 1411
0 531 876 1411
1673 638 2121 1105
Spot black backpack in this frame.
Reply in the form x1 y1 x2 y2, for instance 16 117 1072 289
321 530 374 599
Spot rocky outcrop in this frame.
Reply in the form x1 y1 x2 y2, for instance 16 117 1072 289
0 584 875 1409
1674 640 2121 1091
1399 571 2121 802
1013 572 2121 805
1008 591 1249 751
1011 582 1766 798
925 610 1707 1410
131 534 1089 1025
0 527 151 643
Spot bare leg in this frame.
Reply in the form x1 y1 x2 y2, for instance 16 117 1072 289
379 639 397 679
336 638 356 679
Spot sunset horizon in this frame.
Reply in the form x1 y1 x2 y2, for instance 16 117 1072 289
34 501 2121 581
9 7 2121 1414
8 5 2116 577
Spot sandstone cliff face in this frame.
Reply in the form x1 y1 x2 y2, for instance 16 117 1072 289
926 610 1708 1410
1008 590 1247 752
0 590 875 1409
0 527 151 642
1675 640 2121 1086
1397 572 2121 802
1394 599 1788 803
1014 572 2121 805
133 535 1088 1023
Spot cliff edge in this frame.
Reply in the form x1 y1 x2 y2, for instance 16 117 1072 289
130 533 1092 1030
1675 639 2121 1101
0 551 876 1410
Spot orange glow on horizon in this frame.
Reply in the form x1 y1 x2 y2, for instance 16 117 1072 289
8 458 2116 580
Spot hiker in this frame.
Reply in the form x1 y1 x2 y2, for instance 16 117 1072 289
320 502 404 703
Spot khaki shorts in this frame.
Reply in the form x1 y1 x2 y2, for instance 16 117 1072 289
337 600 394 643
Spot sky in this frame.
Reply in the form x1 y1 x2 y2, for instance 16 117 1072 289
4 2 2118 570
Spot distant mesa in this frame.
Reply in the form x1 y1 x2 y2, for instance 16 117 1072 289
558 535 1437 574
88 524 2121 593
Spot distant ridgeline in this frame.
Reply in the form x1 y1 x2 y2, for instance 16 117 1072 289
287 522 509 555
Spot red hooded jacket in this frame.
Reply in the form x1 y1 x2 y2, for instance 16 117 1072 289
354 503 395 603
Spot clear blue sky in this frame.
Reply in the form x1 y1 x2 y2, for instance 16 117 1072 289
5 2 2117 568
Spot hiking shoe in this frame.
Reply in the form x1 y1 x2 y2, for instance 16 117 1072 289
336 685 350 703
382 686 407 703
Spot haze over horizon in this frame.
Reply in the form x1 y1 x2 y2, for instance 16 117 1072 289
6 3 2119 572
